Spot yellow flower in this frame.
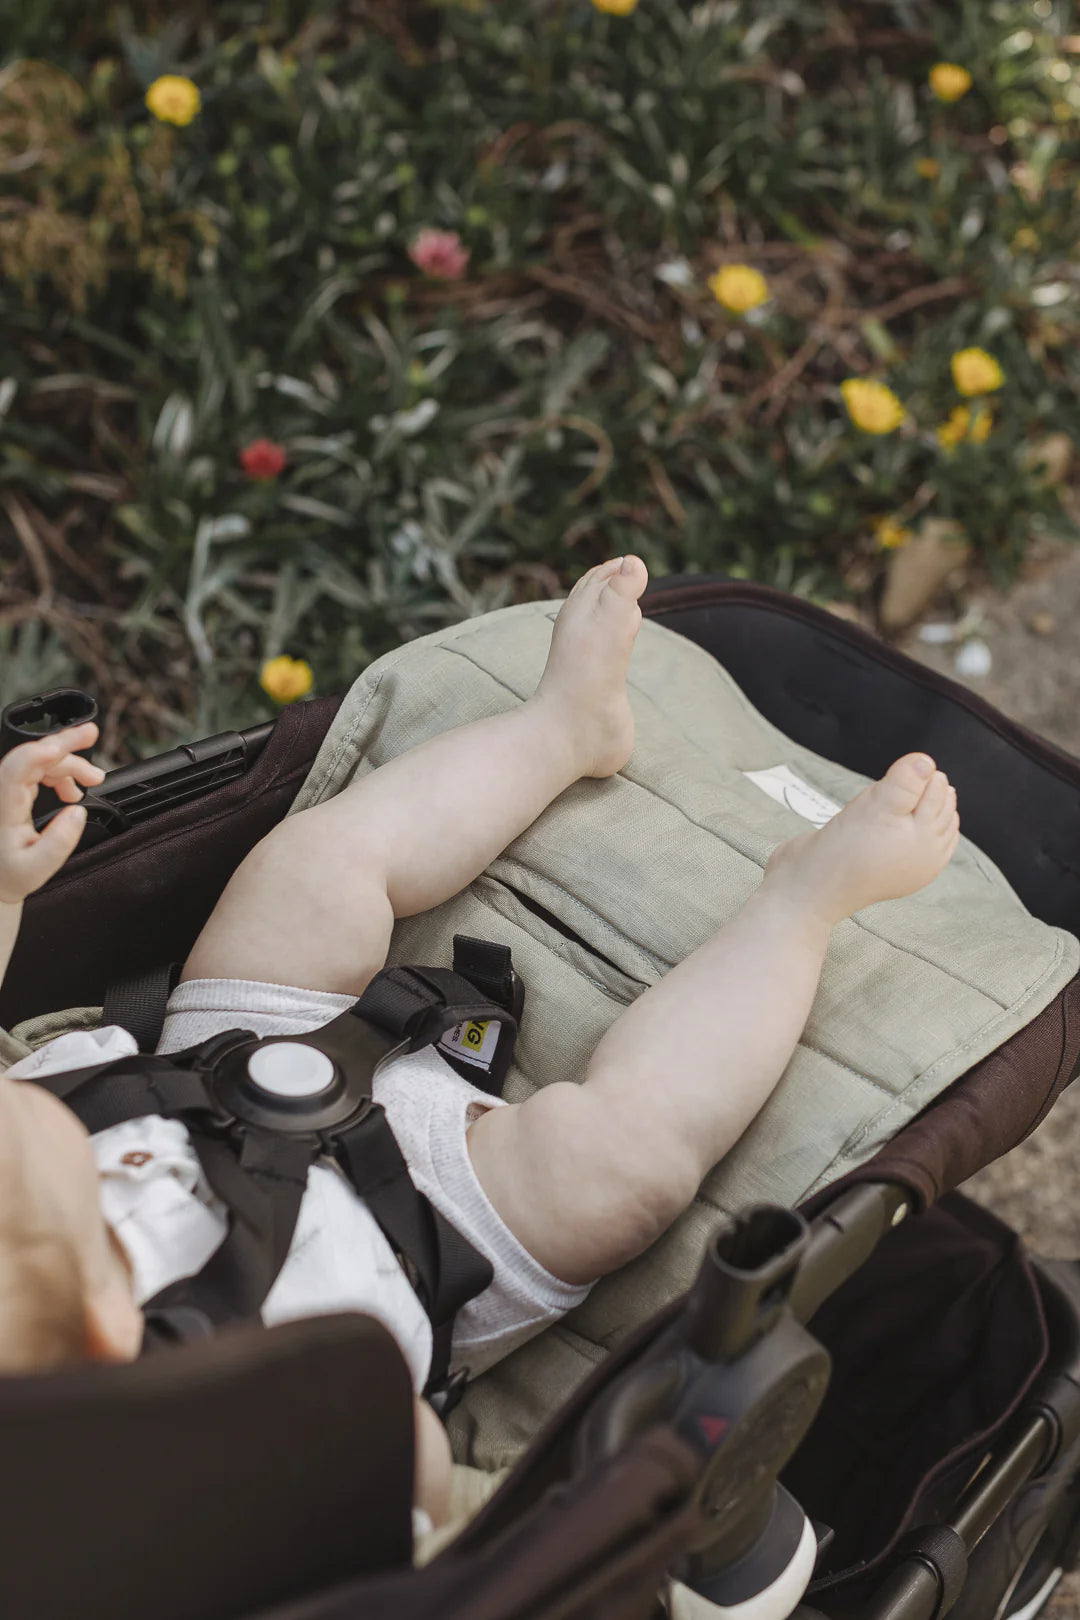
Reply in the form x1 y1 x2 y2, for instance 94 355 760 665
968 404 992 444
592 0 639 11
937 406 968 449
929 63 973 103
936 404 993 450
873 517 913 551
145 74 201 127
708 264 769 314
916 157 941 180
1012 226 1040 251
951 347 1004 396
841 378 908 434
261 655 314 704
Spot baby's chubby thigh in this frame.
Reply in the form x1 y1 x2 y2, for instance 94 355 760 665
465 1078 698 1289
373 1053 591 1375
178 803 396 997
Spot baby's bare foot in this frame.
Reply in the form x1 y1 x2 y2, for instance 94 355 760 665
533 555 649 777
763 753 960 928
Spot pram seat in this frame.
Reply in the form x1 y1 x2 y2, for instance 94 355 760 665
2 575 1080 1620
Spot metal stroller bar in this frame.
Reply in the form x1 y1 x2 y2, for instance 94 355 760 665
791 1414 1052 1620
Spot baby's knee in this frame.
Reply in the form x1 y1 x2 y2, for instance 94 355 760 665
557 1084 701 1253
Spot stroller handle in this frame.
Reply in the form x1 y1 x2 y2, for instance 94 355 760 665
0 685 278 849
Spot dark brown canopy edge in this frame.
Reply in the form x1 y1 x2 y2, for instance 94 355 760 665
0 691 345 1029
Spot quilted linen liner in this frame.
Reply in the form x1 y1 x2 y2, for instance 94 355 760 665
298 601 1080 1463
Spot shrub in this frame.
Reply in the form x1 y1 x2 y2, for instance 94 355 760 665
2 0 1079 756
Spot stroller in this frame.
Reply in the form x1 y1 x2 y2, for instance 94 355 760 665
1 572 1079 1620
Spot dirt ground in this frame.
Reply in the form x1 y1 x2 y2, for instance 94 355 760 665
895 541 1080 1614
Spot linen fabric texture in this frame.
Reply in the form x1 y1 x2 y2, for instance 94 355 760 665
287 600 1080 1470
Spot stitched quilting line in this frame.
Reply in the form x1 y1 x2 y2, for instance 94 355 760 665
624 652 805 776
851 914 1010 1010
575 764 1018 1014
492 857 668 982
430 639 535 702
470 883 634 1012
303 632 541 808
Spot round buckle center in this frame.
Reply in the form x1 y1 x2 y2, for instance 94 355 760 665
246 1042 336 1100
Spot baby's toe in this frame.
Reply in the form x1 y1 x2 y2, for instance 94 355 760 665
936 785 958 829
878 753 936 815
914 769 951 825
570 562 606 596
600 554 648 604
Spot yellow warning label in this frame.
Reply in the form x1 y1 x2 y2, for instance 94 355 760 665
438 1017 498 1068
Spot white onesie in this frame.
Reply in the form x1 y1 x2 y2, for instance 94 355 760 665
6 977 589 1391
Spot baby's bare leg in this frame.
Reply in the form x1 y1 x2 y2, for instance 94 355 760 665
180 557 647 994
468 753 960 1285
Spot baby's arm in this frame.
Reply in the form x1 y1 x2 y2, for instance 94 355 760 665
0 723 105 992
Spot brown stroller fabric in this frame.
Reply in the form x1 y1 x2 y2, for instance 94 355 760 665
0 691 344 1031
259 1429 702 1620
778 972 1080 1600
0 1314 416 1620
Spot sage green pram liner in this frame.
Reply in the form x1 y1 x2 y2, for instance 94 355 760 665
290 599 1079 1470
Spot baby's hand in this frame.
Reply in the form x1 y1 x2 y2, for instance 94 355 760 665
0 723 105 905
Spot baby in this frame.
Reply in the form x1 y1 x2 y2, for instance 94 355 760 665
0 555 959 1523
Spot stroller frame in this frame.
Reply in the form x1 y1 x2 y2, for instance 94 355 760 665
2 573 1080 1620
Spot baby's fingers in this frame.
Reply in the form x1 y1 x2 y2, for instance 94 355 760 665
0 803 89 903
0 726 101 824
40 751 106 803
12 805 88 893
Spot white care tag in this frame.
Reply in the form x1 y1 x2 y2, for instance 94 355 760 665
437 1017 500 1070
743 765 844 827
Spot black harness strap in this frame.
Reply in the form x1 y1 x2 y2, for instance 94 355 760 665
31 1055 215 1131
350 961 520 1097
32 945 523 1408
146 1130 314 1327
79 1068 214 1136
448 937 524 1091
335 1105 493 1396
101 962 182 1054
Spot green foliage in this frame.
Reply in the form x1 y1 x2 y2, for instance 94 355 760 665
3 0 1080 757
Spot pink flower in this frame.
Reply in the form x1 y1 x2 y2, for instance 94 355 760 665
239 438 288 480
408 228 470 280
